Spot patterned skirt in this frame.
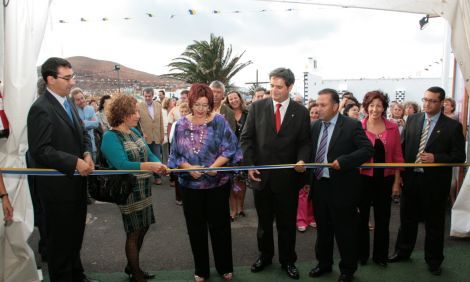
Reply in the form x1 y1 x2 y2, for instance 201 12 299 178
118 173 155 233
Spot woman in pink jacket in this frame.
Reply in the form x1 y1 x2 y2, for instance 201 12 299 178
358 91 404 267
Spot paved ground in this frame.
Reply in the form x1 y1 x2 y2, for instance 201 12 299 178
28 176 470 280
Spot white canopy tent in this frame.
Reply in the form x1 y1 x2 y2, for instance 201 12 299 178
0 0 469 280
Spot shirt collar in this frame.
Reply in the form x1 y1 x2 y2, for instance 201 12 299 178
47 87 67 105
425 111 441 123
272 98 290 109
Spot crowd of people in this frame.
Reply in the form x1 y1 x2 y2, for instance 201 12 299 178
0 56 466 282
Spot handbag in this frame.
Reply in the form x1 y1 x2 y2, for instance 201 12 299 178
87 169 136 205
87 130 136 205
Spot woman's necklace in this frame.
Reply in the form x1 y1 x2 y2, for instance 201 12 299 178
189 116 208 154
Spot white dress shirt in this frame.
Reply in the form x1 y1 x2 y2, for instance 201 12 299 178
272 98 290 124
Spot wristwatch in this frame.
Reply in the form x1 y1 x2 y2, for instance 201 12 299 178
0 193 8 199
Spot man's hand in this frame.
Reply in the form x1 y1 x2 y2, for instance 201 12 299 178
84 154 95 171
331 160 341 170
294 160 306 173
76 158 92 176
248 169 261 182
419 152 435 163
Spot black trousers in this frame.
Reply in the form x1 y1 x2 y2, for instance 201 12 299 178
182 183 233 278
358 175 394 261
253 179 298 265
395 172 448 267
313 178 358 275
42 196 87 282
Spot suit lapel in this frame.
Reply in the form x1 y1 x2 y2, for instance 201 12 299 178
328 114 343 154
265 98 276 135
425 114 445 149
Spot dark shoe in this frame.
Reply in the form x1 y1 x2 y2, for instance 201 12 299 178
281 263 299 280
388 252 410 263
250 257 272 272
428 265 442 276
125 265 156 279
338 273 354 282
308 266 332 278
373 258 387 267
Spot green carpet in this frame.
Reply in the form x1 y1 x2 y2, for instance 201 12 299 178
44 246 470 281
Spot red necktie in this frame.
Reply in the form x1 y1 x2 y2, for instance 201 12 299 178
275 103 282 133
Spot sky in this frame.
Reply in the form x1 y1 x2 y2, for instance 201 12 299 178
38 0 448 93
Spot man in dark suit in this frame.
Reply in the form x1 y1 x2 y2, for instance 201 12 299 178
389 86 465 276
308 88 373 282
240 68 311 280
27 57 98 282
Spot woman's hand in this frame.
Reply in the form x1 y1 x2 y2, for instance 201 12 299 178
2 197 13 222
206 169 217 177
151 162 168 175
189 166 204 179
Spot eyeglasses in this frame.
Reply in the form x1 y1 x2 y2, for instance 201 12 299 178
192 104 210 109
57 74 76 81
421 98 440 104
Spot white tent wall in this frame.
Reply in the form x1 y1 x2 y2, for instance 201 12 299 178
1 0 52 281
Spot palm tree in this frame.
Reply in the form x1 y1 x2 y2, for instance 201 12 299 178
167 34 252 85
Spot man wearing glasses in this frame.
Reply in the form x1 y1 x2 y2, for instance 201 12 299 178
389 86 465 276
27 57 98 282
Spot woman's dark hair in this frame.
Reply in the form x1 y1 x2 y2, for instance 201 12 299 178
362 90 389 117
343 103 359 117
224 90 247 112
98 95 111 112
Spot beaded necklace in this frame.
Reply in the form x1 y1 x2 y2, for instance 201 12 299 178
189 116 208 154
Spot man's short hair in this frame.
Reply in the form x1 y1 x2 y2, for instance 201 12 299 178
158 90 165 95
427 86 446 101
180 89 189 96
41 57 72 83
255 87 266 93
143 88 154 95
269 68 295 87
70 87 84 99
318 88 340 104
209 80 226 93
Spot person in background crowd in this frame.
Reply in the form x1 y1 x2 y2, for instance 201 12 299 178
158 90 166 103
209 80 237 132
225 90 249 221
89 99 98 113
343 103 360 120
338 91 359 114
308 88 373 282
263 90 271 99
169 83 242 282
252 87 266 103
71 88 100 162
293 95 303 105
389 86 465 276
1 173 13 221
358 91 404 268
28 57 97 282
403 101 419 120
241 68 311 280
97 95 112 132
101 94 167 282
138 88 165 185
296 103 319 233
443 97 459 120
390 103 405 134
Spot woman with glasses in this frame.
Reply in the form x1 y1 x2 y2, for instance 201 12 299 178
169 83 242 282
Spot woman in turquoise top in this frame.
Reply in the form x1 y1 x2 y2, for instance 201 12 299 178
168 83 242 282
101 95 167 282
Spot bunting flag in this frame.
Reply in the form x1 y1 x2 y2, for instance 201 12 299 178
56 8 296 23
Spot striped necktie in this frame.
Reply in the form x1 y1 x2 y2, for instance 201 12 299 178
415 118 431 163
314 122 330 179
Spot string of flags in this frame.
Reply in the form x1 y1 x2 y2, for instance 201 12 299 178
57 8 296 23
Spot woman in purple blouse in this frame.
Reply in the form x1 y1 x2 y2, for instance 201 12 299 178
168 83 242 282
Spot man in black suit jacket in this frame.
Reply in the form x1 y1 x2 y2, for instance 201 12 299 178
240 68 311 280
308 89 373 282
389 86 465 276
27 57 97 282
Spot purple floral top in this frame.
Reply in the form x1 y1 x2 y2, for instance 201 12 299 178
168 114 243 189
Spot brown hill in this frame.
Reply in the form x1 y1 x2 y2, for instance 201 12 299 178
66 56 187 95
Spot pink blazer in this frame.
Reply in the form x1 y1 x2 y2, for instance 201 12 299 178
360 117 404 177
